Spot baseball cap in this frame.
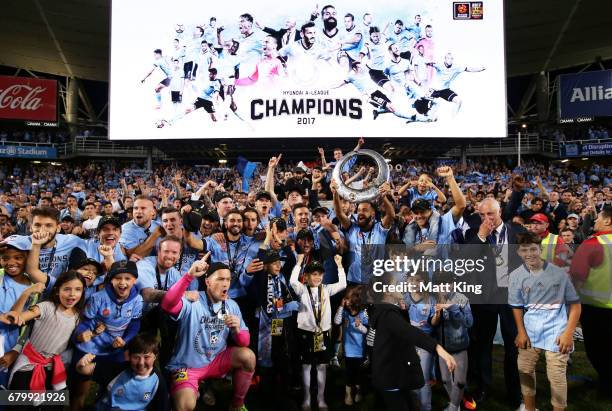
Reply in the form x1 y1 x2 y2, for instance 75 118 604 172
213 191 233 203
567 213 580 220
69 249 103 275
529 213 549 224
293 167 306 174
256 191 272 201
260 249 281 264
97 215 122 231
183 211 203 233
108 260 138 279
61 215 75 223
206 262 230 277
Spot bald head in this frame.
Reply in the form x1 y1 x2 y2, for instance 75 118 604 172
478 198 502 226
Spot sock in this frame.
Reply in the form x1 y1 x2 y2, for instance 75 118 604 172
333 342 341 357
230 368 254 408
316 364 327 405
155 92 161 104
302 365 311 406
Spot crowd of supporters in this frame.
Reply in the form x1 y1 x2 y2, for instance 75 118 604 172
0 139 611 411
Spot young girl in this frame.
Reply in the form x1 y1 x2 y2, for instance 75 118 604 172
333 285 368 406
404 270 436 411
291 255 346 411
429 271 473 411
0 270 85 408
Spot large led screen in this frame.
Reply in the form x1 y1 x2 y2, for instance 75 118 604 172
110 0 506 139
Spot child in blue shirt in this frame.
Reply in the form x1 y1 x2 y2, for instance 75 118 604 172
77 334 169 411
334 285 368 406
72 260 143 411
509 232 581 411
0 245 37 387
430 271 473 411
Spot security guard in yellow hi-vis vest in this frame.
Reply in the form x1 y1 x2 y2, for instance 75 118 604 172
527 213 570 266
570 206 612 391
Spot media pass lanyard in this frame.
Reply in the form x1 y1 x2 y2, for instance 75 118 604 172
174 245 185 272
225 234 243 278
155 266 169 291
43 246 57 275
307 285 326 352
360 229 374 265
204 292 226 319
488 225 507 266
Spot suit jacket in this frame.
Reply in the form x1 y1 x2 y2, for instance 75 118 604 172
463 220 526 306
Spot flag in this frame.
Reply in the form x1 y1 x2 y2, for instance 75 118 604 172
237 156 257 192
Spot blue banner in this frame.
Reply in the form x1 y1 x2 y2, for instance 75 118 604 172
0 145 57 159
559 70 612 119
560 142 612 158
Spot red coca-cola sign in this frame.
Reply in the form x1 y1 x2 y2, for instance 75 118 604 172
0 75 57 121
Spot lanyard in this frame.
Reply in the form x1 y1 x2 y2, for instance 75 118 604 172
155 266 169 291
174 245 186 272
43 246 57 275
489 225 506 256
204 291 226 317
225 234 243 276
416 227 429 244
307 285 324 328
359 229 373 246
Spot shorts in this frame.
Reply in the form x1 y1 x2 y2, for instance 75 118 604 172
369 90 391 109
414 98 433 115
431 88 457 102
159 77 171 87
171 91 182 103
368 68 390 87
298 329 331 365
194 97 215 113
169 346 235 394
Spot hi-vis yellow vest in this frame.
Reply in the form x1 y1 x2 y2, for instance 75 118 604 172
580 234 612 309
540 233 559 263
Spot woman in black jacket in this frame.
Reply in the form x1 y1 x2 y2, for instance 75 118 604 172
368 273 457 411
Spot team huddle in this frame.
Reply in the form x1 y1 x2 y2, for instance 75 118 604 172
140 4 486 127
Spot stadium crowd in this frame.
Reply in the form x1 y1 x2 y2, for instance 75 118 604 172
0 138 611 411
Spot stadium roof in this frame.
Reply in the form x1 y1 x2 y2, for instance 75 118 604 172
1 0 611 82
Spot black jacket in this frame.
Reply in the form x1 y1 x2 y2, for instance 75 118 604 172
370 303 437 391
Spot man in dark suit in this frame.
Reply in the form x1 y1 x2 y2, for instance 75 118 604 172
463 184 526 408
544 190 568 234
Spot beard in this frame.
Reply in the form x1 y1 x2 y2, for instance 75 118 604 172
323 17 337 31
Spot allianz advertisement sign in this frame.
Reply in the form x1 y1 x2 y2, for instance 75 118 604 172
0 144 57 159
559 69 612 119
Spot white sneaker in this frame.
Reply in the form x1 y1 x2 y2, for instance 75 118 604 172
318 400 328 411
330 356 340 367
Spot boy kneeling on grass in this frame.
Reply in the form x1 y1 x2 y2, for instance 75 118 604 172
509 232 582 411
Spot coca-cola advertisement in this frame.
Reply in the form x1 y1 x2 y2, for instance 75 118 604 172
0 75 58 122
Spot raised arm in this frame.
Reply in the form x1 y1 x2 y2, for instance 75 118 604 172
265 154 282 204
331 180 351 230
379 182 396 229
437 166 466 219
25 232 50 284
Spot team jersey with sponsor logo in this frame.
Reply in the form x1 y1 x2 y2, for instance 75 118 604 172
166 293 246 371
